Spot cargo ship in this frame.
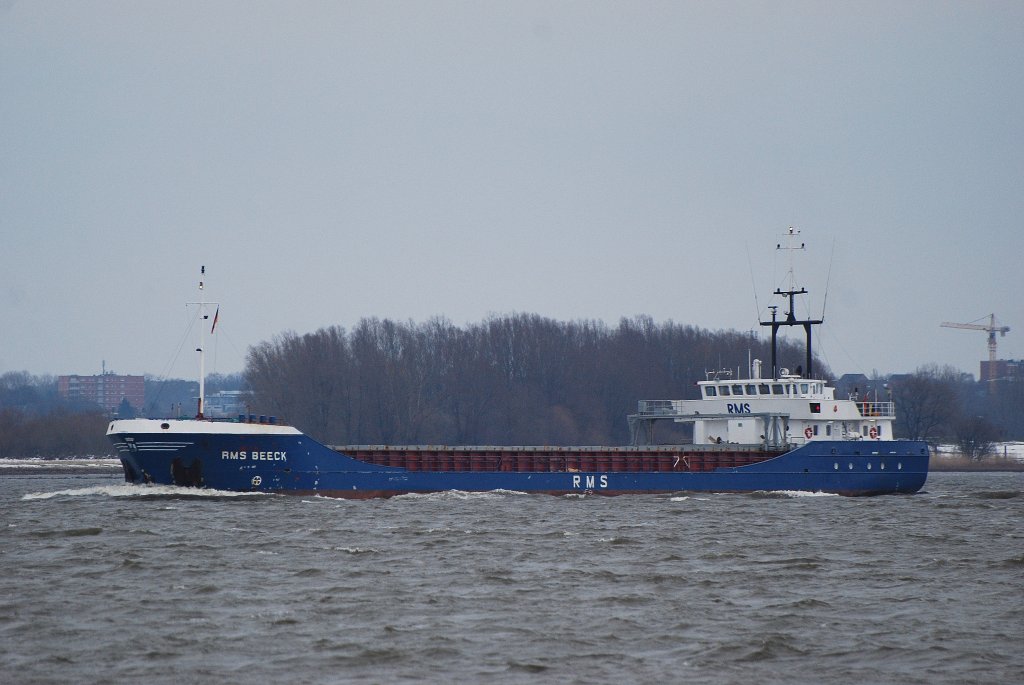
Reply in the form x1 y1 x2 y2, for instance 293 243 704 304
107 236 930 497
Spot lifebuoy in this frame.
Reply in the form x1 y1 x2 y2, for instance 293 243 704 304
869 426 878 439
804 427 813 439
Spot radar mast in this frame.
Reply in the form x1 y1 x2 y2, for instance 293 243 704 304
759 228 823 379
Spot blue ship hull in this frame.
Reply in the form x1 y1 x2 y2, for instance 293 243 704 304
108 422 930 497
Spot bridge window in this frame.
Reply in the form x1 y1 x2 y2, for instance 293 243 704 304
759 383 770 394
746 384 757 395
720 385 731 396
800 383 809 394
732 384 744 395
772 384 784 395
705 386 717 397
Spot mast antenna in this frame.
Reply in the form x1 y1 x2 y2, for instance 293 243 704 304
776 226 805 305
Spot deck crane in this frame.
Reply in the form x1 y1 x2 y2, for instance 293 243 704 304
940 314 1011 368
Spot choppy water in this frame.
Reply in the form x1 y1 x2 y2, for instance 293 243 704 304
1 470 1021 685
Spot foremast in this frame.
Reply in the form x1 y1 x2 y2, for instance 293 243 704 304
188 266 219 419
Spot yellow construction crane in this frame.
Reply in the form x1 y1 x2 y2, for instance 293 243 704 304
940 314 1011 366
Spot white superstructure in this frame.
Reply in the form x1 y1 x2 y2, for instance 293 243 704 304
684 366 894 445
631 365 894 448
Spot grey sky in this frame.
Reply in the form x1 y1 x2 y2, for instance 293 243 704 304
2 1 1021 383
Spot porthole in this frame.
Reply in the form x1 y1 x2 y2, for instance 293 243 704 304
880 463 885 470
834 463 839 470
898 463 903 470
161 423 170 430
848 463 854 470
867 463 872 470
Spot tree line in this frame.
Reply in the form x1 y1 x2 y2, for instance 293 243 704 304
245 314 816 447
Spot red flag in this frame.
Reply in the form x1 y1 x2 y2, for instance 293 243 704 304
210 306 219 334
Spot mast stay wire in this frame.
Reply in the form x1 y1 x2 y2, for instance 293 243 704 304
746 241 762 331
157 305 200 381
820 236 836 321
813 237 870 378
147 305 201 411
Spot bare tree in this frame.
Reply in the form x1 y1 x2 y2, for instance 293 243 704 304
891 366 959 442
953 415 1000 461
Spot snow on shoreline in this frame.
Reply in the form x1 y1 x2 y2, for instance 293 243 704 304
935 442 1024 462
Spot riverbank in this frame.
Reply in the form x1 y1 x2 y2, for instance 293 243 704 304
931 442 1024 471
929 456 1024 472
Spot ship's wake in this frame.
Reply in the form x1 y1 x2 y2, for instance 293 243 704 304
391 489 529 501
21 483 271 501
748 490 840 499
